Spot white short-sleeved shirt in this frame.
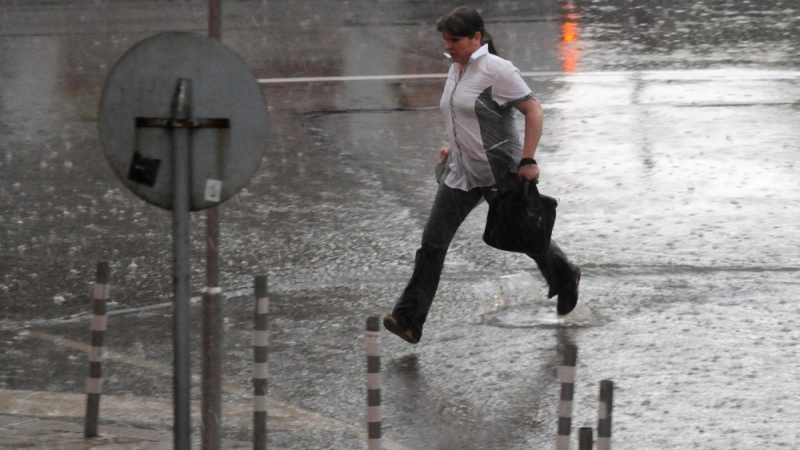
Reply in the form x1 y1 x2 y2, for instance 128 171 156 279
440 44 533 191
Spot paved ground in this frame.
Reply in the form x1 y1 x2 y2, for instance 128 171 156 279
0 414 254 449
2 0 800 449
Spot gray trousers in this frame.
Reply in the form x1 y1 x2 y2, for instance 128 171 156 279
391 181 578 339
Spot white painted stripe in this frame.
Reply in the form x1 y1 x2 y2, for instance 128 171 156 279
257 72 567 84
556 434 570 450
89 346 104 362
259 73 448 83
252 330 269 347
254 395 268 412
367 405 381 423
93 283 110 300
597 437 611 450
29 301 174 326
598 401 608 420
367 373 381 390
559 366 576 383
558 400 573 418
86 377 103 394
257 297 269 314
253 362 268 379
522 71 565 77
91 314 107 332
368 439 381 450
205 286 223 295
365 331 380 356
258 69 800 85
365 331 380 340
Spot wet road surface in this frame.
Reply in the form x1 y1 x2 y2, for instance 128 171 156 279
2 1 800 449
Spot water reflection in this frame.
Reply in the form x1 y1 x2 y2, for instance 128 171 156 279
559 0 581 74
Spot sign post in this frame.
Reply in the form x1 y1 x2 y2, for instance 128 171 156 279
98 31 268 449
171 77 193 450
204 3 224 449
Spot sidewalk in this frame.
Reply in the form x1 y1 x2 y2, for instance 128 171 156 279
0 328 413 450
0 414 256 450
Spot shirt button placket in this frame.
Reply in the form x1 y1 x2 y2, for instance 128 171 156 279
450 61 471 190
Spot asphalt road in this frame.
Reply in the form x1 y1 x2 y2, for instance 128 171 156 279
2 1 800 449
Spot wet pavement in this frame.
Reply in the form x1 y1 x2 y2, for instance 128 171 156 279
2 0 800 449
0 413 255 449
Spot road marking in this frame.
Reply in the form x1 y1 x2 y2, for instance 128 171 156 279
257 72 560 83
259 73 448 83
258 69 800 84
23 330 414 450
24 286 252 326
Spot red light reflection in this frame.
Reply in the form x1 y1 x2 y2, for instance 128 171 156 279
559 4 582 74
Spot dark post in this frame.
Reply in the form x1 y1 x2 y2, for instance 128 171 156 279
202 2 223 450
84 262 109 438
209 0 221 40
366 316 381 450
201 216 223 450
597 380 614 450
253 276 269 450
579 427 594 450
171 78 193 450
556 344 578 450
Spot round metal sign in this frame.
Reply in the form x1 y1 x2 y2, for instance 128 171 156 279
98 32 268 211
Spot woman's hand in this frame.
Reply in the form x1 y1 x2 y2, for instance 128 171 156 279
518 163 540 183
439 145 452 164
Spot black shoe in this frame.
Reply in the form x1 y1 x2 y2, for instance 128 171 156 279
383 315 419 344
557 267 581 316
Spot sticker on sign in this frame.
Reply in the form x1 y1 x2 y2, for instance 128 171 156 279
204 180 222 203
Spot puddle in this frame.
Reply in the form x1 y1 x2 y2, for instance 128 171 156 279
471 271 599 328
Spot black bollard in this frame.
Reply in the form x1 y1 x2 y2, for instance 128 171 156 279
556 345 578 450
366 316 381 450
579 427 593 450
85 262 109 438
253 276 269 450
597 380 614 450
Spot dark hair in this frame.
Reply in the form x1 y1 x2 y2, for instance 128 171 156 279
436 7 498 55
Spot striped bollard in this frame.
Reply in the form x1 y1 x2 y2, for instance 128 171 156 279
556 344 578 450
579 427 593 450
84 262 109 438
253 276 269 450
366 316 381 450
597 380 613 450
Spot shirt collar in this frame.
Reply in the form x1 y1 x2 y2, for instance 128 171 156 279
470 44 489 61
444 43 490 62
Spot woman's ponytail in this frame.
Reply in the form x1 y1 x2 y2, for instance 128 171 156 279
480 28 498 55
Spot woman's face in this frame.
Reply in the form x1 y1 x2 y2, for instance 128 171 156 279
443 31 482 66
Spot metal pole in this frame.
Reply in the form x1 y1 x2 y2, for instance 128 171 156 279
209 0 221 40
171 78 193 450
201 212 223 450
556 345 577 450
84 262 109 438
597 380 613 450
579 427 593 450
253 276 269 450
202 2 223 449
366 316 381 450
